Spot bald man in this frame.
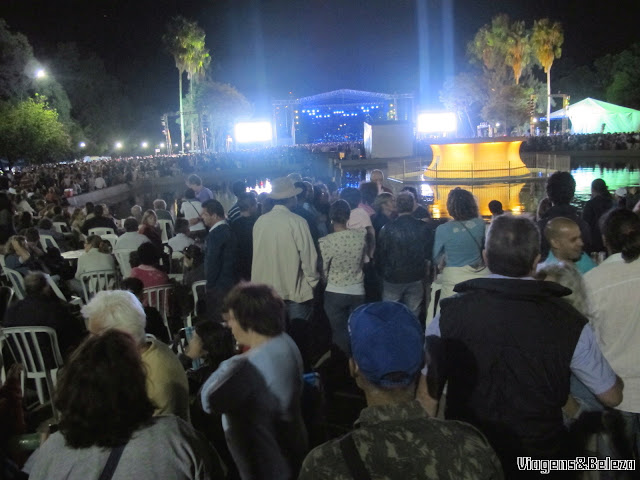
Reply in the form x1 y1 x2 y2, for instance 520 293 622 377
541 217 596 274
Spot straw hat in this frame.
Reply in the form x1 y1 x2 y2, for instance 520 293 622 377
268 177 302 200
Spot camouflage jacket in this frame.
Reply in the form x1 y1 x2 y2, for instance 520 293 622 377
298 400 503 480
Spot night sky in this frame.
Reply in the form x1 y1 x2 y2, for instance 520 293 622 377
1 0 637 132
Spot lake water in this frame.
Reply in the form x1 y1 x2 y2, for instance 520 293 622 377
416 166 640 218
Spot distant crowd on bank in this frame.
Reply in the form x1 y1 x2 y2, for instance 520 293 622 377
4 160 640 478
521 132 640 152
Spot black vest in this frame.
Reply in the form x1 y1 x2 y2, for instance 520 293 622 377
437 278 585 470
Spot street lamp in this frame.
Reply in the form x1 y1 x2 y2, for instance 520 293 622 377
35 68 47 79
159 143 166 149
141 141 148 149
115 142 123 150
79 142 86 148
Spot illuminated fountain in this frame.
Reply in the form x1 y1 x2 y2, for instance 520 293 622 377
426 138 530 180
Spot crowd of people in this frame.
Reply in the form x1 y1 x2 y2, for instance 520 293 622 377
521 132 640 152
2 164 640 479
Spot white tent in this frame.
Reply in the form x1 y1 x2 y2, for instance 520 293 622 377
549 98 640 134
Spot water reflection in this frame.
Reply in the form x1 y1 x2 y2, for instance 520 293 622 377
423 167 640 218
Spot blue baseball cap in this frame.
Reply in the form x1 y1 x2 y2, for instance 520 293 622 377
348 301 424 388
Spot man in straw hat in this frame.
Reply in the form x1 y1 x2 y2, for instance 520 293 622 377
252 177 319 361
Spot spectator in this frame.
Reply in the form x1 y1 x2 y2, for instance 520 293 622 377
4 235 43 276
358 182 378 217
81 204 117 236
341 187 375 259
226 180 247 224
4 271 86 359
37 218 67 251
318 199 366 354
292 182 320 248
488 199 505 219
419 215 623 477
582 179 614 254
428 188 487 321
82 290 189 421
540 217 596 274
130 243 170 289
299 302 503 479
538 171 591 256
138 210 163 253
167 218 195 254
114 217 151 251
230 193 257 281
201 283 307 480
371 192 396 238
186 174 214 203
71 235 117 295
585 208 640 460
369 169 392 193
201 199 236 322
182 244 205 287
376 192 433 318
153 198 173 222
252 177 319 361
130 204 143 223
180 188 206 238
0 193 16 244
121 277 170 344
26 330 222 479
400 186 430 220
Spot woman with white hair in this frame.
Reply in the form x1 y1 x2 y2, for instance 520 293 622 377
82 290 189 421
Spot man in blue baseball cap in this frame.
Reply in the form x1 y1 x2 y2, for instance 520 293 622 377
299 301 502 479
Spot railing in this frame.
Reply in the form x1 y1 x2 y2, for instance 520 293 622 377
388 154 571 182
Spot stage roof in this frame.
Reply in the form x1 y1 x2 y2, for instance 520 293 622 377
299 89 396 105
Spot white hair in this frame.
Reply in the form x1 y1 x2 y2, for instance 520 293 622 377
82 290 147 344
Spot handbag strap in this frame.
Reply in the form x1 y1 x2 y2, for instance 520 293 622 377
98 444 126 480
456 220 483 256
339 433 372 480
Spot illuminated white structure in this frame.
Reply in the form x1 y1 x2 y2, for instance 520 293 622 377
234 122 273 144
417 112 457 133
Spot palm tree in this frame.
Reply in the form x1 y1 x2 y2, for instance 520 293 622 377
163 16 210 153
505 20 531 85
532 19 563 134
184 31 210 152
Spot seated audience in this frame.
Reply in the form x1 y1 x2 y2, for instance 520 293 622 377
130 243 170 289
4 235 45 276
115 217 151 251
26 330 222 479
121 277 170 344
4 272 86 359
182 244 205 287
167 218 195 254
138 209 163 253
201 283 307 480
299 302 503 479
80 204 117 235
71 235 116 294
82 290 189 421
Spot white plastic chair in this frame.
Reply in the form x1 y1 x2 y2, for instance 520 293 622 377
114 249 136 278
2 326 64 419
88 227 115 236
45 275 83 306
186 280 207 327
52 222 71 234
39 234 61 251
143 284 174 339
158 220 173 243
79 270 118 304
3 267 26 300
101 234 118 251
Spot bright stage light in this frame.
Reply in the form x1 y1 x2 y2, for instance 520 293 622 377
417 112 457 133
234 122 273 143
